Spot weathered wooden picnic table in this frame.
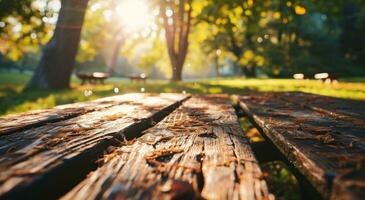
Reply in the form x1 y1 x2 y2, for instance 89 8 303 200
0 93 273 200
0 92 363 200
238 92 365 200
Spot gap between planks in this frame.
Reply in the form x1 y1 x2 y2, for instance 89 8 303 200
0 93 189 200
62 96 274 200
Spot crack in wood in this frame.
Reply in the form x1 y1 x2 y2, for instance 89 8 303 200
0 94 190 200
62 96 274 200
145 148 184 167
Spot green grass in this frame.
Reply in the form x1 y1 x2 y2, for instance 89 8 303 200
1 72 365 116
239 117 300 200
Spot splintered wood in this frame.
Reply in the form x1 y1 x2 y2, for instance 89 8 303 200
239 92 365 200
0 94 155 136
63 96 274 200
0 93 188 199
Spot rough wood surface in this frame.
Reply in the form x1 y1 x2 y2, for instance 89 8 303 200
0 93 189 199
280 92 365 127
0 94 143 136
63 96 274 200
239 92 365 200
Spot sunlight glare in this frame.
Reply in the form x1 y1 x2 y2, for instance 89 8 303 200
116 0 154 32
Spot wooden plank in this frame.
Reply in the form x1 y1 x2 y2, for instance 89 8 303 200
0 93 178 156
0 93 189 199
239 92 365 199
63 96 274 200
280 92 365 126
0 94 145 136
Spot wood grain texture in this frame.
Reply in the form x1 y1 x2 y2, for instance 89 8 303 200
279 92 365 127
0 93 189 199
63 96 274 200
0 94 146 136
239 92 365 200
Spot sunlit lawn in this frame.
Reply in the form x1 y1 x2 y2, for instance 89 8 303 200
1 72 365 116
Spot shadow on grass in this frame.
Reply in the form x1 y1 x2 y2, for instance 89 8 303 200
0 87 52 115
0 86 113 115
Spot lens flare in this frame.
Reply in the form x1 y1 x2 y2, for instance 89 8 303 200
116 0 154 32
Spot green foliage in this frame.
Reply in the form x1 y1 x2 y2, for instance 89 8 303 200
77 0 116 63
75 55 108 73
261 161 300 200
138 37 171 78
197 0 365 77
0 0 57 61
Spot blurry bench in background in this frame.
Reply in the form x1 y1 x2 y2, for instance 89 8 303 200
128 73 148 83
77 72 109 85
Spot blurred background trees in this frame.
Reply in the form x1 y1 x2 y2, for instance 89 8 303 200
0 0 364 88
27 0 89 89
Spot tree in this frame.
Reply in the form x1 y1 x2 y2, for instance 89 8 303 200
27 0 89 90
198 0 265 77
0 0 55 62
159 0 193 81
0 1 34 26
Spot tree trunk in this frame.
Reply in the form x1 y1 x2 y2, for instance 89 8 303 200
109 39 124 75
109 35 125 75
27 0 89 90
214 56 220 77
161 0 193 82
172 63 183 81
251 66 257 77
242 65 257 78
229 33 243 76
